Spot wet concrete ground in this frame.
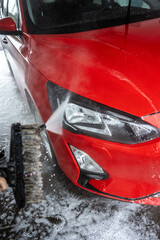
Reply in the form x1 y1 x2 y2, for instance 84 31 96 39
0 46 160 240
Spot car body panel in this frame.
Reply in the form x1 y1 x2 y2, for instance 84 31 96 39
48 129 160 205
28 18 160 117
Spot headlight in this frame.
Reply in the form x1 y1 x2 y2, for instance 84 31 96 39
64 103 160 144
46 81 160 144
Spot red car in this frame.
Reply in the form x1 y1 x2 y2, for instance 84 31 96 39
0 0 160 205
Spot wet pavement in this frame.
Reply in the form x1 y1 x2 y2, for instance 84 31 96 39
0 46 160 240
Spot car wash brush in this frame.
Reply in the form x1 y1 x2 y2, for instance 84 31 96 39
0 123 47 208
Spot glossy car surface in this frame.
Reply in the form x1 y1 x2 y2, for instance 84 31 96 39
1 0 160 205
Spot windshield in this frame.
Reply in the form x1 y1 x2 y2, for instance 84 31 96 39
22 0 160 34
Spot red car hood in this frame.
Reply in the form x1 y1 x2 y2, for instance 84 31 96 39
28 18 160 117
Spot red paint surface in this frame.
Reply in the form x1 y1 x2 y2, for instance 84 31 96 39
28 18 160 117
1 2 160 205
0 17 16 32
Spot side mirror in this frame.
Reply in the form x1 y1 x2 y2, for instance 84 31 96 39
0 17 22 36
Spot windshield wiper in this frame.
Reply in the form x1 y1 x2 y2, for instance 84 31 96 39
126 0 132 24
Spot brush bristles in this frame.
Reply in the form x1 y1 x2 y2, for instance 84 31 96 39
22 126 44 204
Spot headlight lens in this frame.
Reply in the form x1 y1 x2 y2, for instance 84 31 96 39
64 103 160 144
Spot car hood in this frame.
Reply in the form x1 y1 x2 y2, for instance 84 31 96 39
28 18 160 117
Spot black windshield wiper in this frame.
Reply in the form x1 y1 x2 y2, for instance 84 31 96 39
126 0 132 24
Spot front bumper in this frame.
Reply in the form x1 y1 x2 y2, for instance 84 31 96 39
48 126 160 206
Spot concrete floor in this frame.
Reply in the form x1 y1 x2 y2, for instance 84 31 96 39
0 46 160 240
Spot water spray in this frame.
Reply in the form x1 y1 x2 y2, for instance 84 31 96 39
45 95 70 134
